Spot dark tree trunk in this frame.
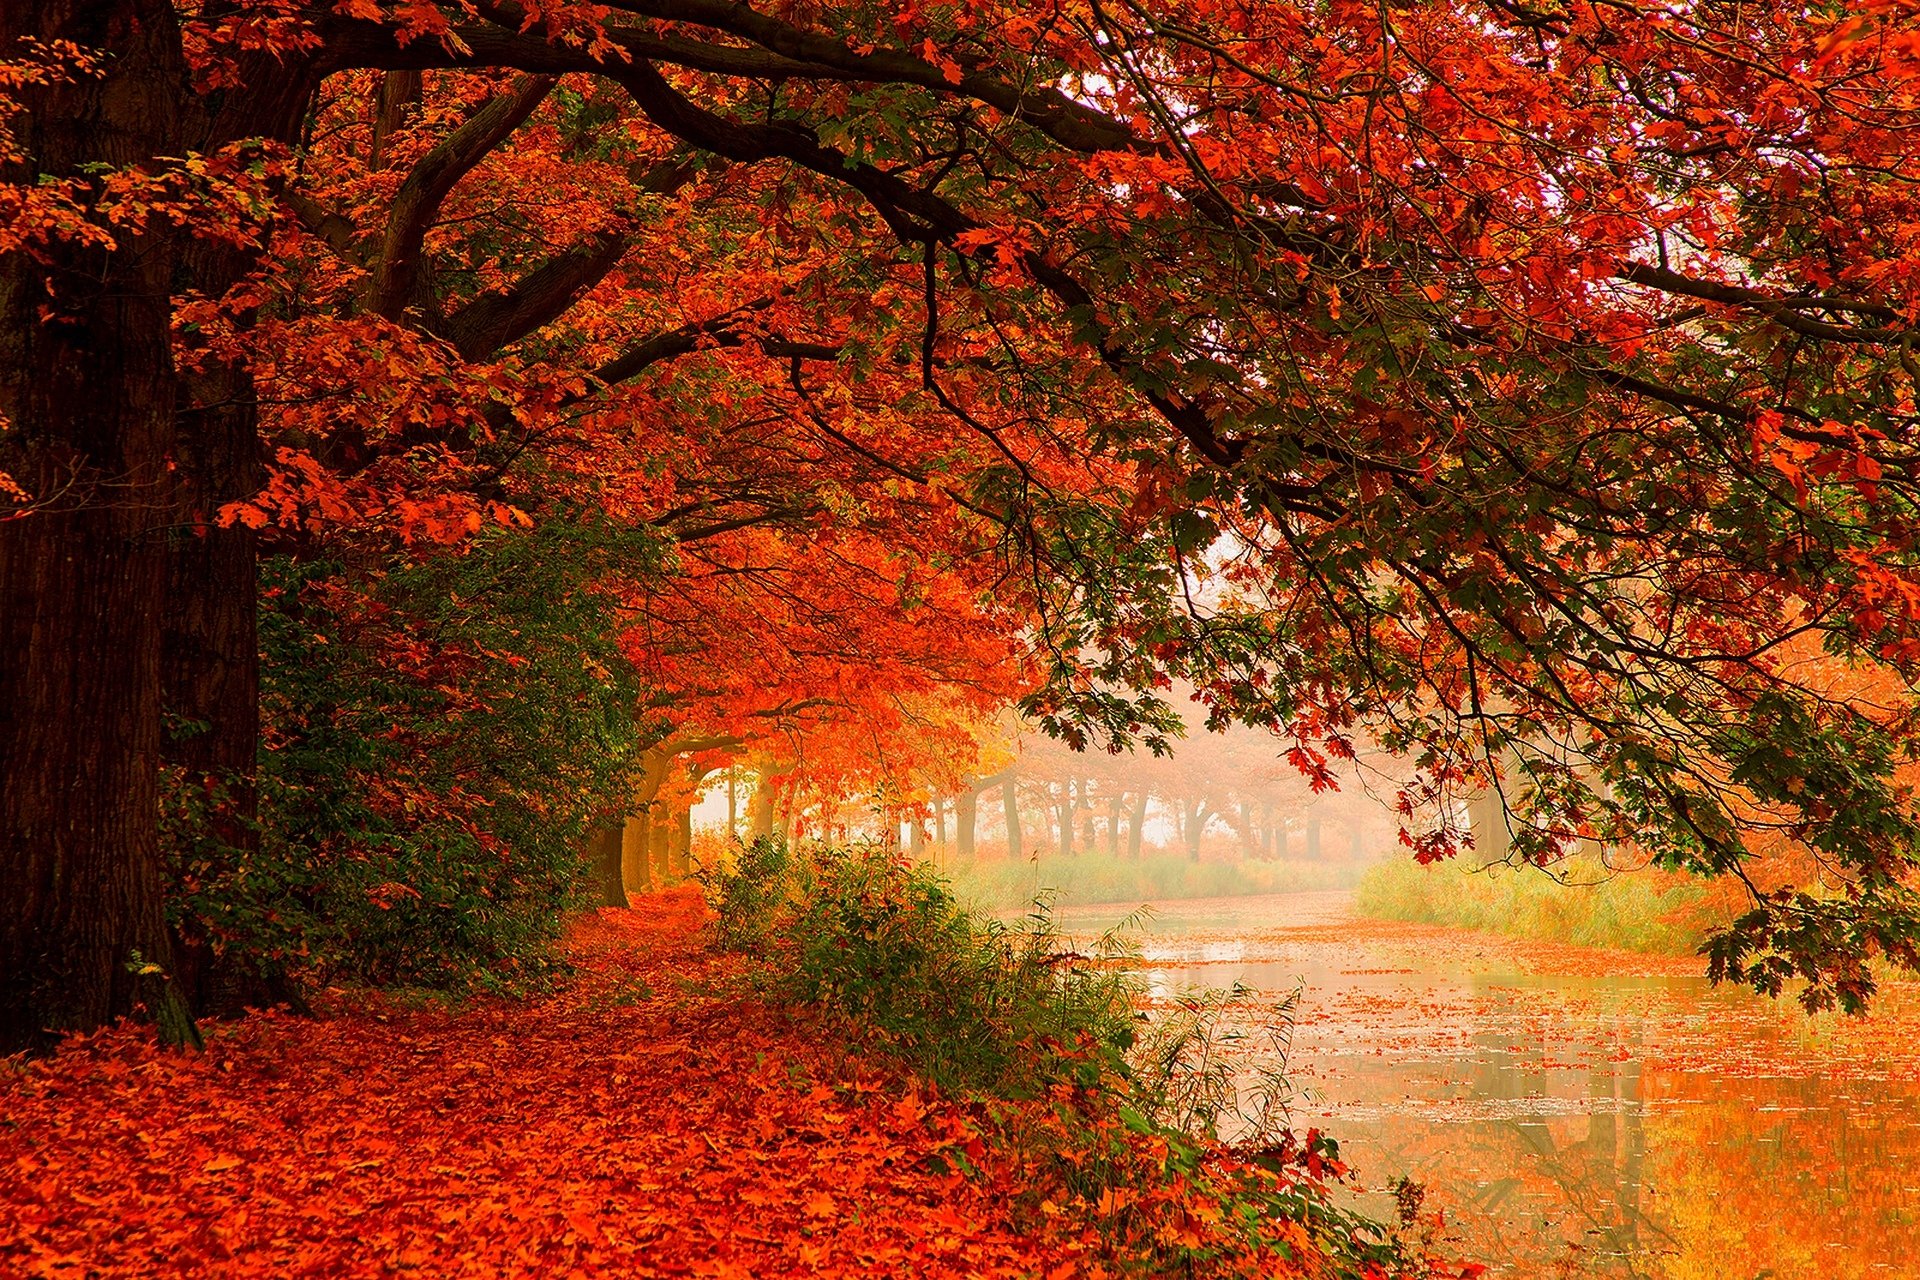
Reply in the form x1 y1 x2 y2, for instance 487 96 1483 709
0 0 200 1054
590 825 628 907
162 67 318 1016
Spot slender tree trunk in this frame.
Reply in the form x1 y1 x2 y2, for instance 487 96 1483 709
669 804 692 879
934 796 947 847
1128 792 1149 860
1001 776 1024 859
1306 814 1322 860
0 0 204 1054
1055 786 1073 857
1185 801 1208 862
1107 792 1121 856
649 812 671 885
956 787 977 859
726 771 737 841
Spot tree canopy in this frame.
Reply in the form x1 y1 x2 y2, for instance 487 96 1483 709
6 0 1920 1050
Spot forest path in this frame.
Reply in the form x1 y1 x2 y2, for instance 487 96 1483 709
1 890 1080 1278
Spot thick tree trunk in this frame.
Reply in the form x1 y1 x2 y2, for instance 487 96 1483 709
160 40 317 1019
620 815 650 898
589 826 628 907
748 772 779 840
0 0 199 1054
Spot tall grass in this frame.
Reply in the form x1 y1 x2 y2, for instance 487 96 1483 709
948 851 1359 913
1353 853 1722 954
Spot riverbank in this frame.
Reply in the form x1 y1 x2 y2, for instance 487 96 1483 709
2 886 1433 1279
1351 854 1724 955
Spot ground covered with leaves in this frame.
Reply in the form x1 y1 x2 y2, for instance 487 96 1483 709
2 892 1102 1278
2 889 1431 1279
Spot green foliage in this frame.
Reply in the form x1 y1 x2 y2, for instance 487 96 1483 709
165 518 661 994
1353 853 1720 955
698 834 793 951
948 851 1358 913
707 840 1141 1098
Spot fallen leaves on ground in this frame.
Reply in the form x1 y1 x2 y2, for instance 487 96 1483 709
0 890 1100 1278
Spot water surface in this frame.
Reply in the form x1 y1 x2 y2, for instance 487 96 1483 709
1056 891 1920 1280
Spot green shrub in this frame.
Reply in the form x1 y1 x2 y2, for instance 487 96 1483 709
164 519 660 995
710 841 1141 1096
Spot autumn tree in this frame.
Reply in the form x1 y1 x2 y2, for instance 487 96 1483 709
11 0 1920 1050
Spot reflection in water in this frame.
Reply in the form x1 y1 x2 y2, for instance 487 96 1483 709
1059 892 1920 1280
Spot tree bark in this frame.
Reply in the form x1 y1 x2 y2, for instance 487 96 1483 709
1001 776 1023 859
620 815 650 898
1128 791 1149 860
748 770 779 840
0 0 200 1054
955 788 977 859
589 825 628 907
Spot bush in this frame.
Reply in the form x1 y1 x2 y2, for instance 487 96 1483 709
702 841 1430 1278
707 840 1140 1097
164 519 660 996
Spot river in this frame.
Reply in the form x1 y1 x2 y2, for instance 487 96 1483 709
1056 890 1920 1280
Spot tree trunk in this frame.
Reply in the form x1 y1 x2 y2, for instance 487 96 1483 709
1128 792 1149 860
159 36 317 1020
1306 814 1322 860
748 771 778 840
668 804 691 880
1185 800 1208 862
621 814 651 897
590 825 627 907
933 796 946 847
0 0 201 1055
649 813 672 885
1107 792 1122 856
1001 776 1024 859
1054 787 1073 857
956 788 977 859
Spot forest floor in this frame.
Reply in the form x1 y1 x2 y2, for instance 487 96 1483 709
0 890 1095 1278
